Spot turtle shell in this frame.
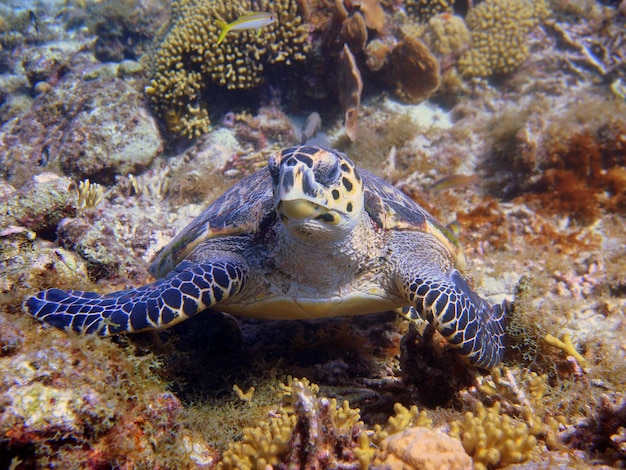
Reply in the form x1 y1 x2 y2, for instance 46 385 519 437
149 170 275 277
149 165 466 278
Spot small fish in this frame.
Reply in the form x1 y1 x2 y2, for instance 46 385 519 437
300 112 321 144
38 144 50 166
29 10 40 35
431 174 478 192
446 220 462 237
215 12 276 45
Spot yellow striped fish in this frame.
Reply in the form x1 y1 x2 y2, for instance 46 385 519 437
215 12 276 45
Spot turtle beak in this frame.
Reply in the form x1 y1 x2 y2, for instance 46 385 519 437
277 199 320 220
275 166 339 225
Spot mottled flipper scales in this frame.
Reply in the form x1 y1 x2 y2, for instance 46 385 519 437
403 269 508 369
24 259 247 335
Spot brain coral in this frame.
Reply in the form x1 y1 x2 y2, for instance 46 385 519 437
145 0 310 138
458 0 550 77
404 0 454 22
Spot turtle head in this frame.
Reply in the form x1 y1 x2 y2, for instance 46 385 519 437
269 146 364 234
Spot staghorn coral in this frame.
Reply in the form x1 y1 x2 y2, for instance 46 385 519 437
458 0 550 77
145 0 310 138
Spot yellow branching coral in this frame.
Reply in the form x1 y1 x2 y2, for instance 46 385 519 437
145 0 310 138
458 0 550 77
76 179 104 209
372 402 433 443
219 377 363 469
544 333 588 366
449 402 538 470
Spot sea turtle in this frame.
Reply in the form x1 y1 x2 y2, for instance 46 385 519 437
24 146 508 369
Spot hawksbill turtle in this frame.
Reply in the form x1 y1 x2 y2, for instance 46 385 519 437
24 146 508 369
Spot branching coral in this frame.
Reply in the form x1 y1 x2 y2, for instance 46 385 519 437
219 377 363 469
75 179 104 209
458 0 550 77
449 401 538 470
145 0 310 138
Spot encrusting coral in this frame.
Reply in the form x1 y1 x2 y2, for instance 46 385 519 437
145 0 310 138
373 427 472 470
458 0 550 77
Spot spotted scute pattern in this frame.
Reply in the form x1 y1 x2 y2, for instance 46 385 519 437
403 270 508 369
24 260 247 335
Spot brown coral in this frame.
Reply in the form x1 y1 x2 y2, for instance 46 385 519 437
389 35 441 103
351 0 385 31
145 0 310 138
340 11 368 51
339 44 363 141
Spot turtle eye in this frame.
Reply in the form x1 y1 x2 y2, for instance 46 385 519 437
268 157 280 186
315 158 340 186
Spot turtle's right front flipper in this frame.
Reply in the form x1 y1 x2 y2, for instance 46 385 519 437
23 258 248 335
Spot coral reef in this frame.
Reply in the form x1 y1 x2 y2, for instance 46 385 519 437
0 173 76 236
563 394 626 462
0 76 162 186
0 0 625 467
0 328 205 468
145 0 310 138
458 0 550 77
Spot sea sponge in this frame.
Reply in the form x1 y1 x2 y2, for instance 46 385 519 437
458 0 550 77
389 35 440 103
449 402 538 470
145 0 310 138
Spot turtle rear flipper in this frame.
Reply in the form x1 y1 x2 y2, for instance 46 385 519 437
400 269 508 370
24 258 248 335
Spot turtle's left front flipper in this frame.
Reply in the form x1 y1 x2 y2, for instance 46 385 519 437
24 258 247 335
400 269 508 369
